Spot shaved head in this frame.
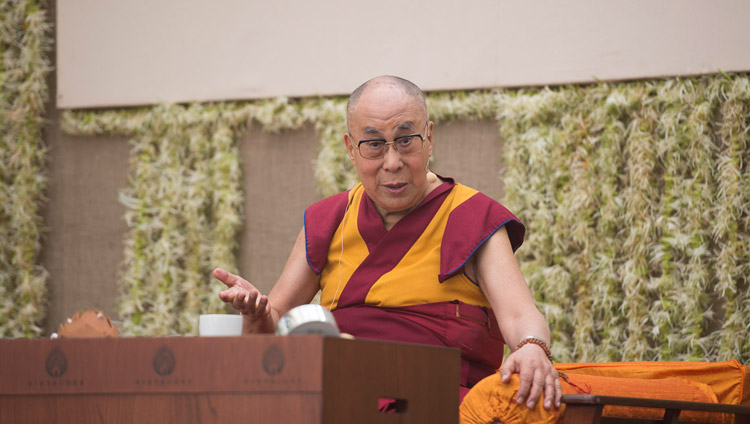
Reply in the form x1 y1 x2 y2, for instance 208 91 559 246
346 76 427 131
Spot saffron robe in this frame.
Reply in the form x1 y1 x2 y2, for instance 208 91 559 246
304 177 525 388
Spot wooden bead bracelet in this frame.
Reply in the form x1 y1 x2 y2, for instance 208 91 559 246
514 336 553 362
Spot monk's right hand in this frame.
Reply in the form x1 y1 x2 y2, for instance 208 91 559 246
213 268 274 333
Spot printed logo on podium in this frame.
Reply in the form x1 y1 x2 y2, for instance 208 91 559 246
45 347 68 378
153 346 176 376
262 344 284 375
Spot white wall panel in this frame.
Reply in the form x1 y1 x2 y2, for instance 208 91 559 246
57 0 750 108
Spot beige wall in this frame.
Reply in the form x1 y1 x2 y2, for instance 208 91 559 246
41 109 131 332
238 125 320 295
57 0 750 108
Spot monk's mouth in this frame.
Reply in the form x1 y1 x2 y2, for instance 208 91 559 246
384 183 407 192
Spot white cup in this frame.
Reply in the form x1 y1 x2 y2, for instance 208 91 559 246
199 314 243 337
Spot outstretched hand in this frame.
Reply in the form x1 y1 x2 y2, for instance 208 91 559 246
213 268 275 333
499 343 562 410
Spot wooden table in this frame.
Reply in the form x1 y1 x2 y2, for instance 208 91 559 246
0 335 460 423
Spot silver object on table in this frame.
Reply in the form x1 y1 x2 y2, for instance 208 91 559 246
276 304 340 337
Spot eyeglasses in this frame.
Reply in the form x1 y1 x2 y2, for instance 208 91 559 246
355 127 427 160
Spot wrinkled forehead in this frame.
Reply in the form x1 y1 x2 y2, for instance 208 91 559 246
347 84 427 133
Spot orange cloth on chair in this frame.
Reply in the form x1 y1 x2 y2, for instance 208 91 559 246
460 370 732 424
560 373 730 423
555 360 748 406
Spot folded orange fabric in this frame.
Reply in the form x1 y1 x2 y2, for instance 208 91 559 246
561 373 730 423
555 360 748 406
460 374 560 424
460 371 731 424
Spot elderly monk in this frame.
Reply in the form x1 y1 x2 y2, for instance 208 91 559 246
213 75 561 410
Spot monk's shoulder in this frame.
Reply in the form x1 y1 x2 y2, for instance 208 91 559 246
443 183 525 252
303 186 360 274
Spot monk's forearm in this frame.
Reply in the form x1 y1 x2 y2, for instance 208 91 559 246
498 309 551 350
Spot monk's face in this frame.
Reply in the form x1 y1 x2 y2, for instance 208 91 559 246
344 83 433 217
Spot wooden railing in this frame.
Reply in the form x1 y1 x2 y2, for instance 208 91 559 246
560 394 750 424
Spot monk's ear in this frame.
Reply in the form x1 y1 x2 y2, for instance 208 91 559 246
425 121 434 156
344 133 356 162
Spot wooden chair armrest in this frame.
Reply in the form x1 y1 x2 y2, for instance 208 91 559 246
560 394 750 424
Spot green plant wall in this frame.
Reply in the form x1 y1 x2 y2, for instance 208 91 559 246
497 77 749 363
60 75 749 364
0 1 51 337
3 6 746 363
61 99 348 335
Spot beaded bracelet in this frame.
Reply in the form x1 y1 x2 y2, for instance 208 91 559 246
514 336 553 362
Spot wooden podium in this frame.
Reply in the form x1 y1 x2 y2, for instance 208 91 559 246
0 335 460 423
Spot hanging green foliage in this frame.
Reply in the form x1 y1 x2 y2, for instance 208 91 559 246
63 103 250 335
314 75 749 364
713 77 750 361
0 1 52 337
61 98 350 335
498 75 749 363
2 0 743 364
60 74 749 364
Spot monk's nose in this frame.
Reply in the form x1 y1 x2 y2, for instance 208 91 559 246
381 145 404 171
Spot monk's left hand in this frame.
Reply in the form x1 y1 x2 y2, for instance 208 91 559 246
499 343 561 410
